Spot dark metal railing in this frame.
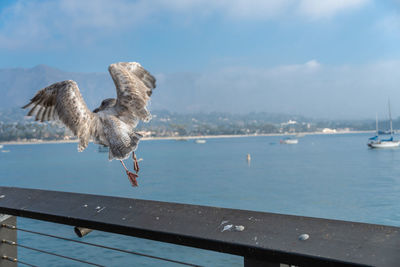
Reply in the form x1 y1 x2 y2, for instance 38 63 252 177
1 223 200 266
0 186 399 266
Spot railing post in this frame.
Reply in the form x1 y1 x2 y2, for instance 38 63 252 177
0 215 17 267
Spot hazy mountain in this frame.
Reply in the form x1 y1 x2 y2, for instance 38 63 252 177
0 65 114 110
0 65 255 116
0 65 312 124
0 65 390 121
0 65 188 114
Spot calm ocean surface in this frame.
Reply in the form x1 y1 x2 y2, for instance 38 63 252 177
1 133 400 266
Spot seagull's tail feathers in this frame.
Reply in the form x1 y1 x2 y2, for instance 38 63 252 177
108 132 143 161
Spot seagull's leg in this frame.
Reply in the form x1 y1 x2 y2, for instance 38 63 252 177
120 160 138 187
133 152 139 173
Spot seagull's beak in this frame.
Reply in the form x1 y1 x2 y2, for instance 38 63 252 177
93 108 100 113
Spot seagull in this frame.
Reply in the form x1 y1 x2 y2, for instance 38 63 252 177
22 62 156 187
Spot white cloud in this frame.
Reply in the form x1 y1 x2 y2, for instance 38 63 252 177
278 59 321 72
217 0 294 20
0 0 370 49
298 0 370 20
304 59 320 69
0 0 156 49
163 0 368 20
375 13 400 36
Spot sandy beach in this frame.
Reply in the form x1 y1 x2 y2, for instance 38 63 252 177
0 130 374 146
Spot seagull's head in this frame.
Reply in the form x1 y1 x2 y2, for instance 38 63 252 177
93 98 116 113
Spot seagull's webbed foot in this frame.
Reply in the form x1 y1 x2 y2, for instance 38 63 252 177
126 170 138 187
133 152 139 173
120 160 139 187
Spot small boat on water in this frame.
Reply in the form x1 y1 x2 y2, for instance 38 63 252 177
368 101 400 149
194 139 206 144
280 138 298 144
0 144 3 149
368 136 400 148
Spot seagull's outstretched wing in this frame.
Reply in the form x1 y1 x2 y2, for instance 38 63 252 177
22 80 96 151
108 62 156 123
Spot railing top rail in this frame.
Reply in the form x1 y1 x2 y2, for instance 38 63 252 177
0 186 399 266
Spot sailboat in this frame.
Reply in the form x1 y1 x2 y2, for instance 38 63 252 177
368 101 400 148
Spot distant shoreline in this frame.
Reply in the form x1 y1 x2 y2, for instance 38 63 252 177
0 130 374 145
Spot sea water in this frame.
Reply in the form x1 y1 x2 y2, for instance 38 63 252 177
1 133 400 266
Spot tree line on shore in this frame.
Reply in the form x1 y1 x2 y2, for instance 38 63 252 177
0 108 389 142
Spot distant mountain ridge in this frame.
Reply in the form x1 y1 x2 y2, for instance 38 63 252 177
0 65 114 110
0 64 314 123
0 65 389 121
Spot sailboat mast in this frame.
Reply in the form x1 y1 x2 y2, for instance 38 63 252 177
389 99 393 135
376 113 378 135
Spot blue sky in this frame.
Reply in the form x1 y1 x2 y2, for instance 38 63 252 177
1 0 400 118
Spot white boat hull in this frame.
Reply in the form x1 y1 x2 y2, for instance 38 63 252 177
280 139 298 144
368 141 400 148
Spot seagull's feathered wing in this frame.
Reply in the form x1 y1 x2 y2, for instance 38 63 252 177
109 62 156 124
22 80 97 152
104 62 156 160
